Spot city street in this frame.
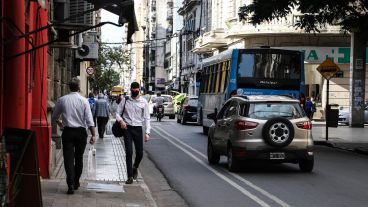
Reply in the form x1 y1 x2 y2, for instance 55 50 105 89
146 119 368 207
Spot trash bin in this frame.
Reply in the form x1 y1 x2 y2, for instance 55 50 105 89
327 104 339 127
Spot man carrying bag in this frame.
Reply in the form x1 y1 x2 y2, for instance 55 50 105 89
115 82 151 184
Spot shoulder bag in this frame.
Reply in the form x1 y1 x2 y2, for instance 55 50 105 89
112 98 127 137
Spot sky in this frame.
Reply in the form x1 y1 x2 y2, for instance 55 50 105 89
100 9 124 43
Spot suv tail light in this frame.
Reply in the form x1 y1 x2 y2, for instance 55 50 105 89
235 121 258 130
296 121 312 130
184 105 190 111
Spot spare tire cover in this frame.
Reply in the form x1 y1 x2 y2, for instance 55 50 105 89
262 117 295 148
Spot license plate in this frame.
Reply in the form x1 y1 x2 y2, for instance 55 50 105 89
270 152 285 160
158 108 163 112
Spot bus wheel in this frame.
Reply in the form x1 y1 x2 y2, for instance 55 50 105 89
203 126 209 135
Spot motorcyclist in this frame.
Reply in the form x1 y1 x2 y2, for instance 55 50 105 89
154 92 165 116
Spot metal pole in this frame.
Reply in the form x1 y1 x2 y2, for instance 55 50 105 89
326 79 329 141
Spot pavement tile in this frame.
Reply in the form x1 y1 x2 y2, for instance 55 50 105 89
42 132 156 207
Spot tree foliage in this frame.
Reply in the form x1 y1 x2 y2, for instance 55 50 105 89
238 0 368 34
88 44 129 92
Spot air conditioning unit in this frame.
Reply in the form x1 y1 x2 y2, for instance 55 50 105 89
75 42 98 60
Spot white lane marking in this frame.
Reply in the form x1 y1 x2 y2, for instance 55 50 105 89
154 126 291 207
153 129 271 207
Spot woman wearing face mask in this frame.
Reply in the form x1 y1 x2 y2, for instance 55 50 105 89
115 82 151 184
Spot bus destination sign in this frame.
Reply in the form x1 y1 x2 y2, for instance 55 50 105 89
316 58 341 80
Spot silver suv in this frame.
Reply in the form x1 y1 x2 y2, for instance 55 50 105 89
207 95 314 172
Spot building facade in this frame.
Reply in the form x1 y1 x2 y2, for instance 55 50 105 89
178 0 202 95
189 0 367 117
141 0 178 93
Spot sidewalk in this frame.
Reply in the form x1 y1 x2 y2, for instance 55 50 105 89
311 121 368 155
41 124 157 207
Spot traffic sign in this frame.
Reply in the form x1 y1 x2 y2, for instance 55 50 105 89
316 58 341 80
86 66 94 75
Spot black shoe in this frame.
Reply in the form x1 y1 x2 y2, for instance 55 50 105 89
125 177 133 184
74 182 80 190
133 167 138 180
67 185 74 194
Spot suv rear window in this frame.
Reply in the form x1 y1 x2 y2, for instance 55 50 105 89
188 99 198 106
152 96 172 103
245 102 305 120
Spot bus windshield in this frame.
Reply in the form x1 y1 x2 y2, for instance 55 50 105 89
237 50 301 90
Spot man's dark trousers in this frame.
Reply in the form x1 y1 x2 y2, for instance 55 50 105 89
62 127 87 188
124 125 143 178
97 117 109 138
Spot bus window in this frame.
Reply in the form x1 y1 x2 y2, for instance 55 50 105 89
212 65 217 93
238 54 254 77
200 67 207 93
220 61 226 92
217 62 223 93
215 63 222 93
238 53 300 79
223 61 230 91
206 65 212 93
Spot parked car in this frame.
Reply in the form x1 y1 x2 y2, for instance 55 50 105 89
177 96 198 124
207 95 314 172
141 94 153 115
151 94 176 119
338 105 368 125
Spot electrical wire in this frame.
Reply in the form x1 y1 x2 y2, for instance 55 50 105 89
100 30 196 45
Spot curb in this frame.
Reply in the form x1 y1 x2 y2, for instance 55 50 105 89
314 141 368 155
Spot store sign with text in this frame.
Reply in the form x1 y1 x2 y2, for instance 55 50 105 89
280 47 368 64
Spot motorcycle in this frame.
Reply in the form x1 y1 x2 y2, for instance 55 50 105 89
156 105 164 122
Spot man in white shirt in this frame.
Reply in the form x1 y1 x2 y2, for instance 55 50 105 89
116 82 150 184
52 77 96 194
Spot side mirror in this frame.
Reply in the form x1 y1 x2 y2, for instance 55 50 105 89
207 112 218 122
207 113 216 120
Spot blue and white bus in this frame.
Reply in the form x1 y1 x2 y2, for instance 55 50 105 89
198 48 305 135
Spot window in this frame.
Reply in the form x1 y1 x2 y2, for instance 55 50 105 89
216 63 222 93
188 98 198 106
217 101 232 119
247 102 305 120
237 52 301 80
207 66 212 93
239 102 249 117
226 100 239 117
211 65 217 92
223 61 230 91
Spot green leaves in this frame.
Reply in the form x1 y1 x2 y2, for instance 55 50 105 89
238 0 368 34
89 44 129 92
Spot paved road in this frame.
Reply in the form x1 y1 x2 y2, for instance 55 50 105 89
145 118 368 207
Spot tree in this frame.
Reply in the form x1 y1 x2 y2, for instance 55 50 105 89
238 0 368 127
89 44 129 93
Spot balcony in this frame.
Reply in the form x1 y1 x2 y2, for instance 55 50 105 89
178 0 200 15
193 29 227 54
225 14 341 39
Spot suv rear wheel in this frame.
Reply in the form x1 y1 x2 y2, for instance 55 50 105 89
227 145 240 172
299 158 314 172
207 138 220 165
262 117 295 148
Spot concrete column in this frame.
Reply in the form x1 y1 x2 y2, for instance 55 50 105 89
349 32 366 127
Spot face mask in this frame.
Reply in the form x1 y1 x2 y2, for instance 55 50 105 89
131 90 139 98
